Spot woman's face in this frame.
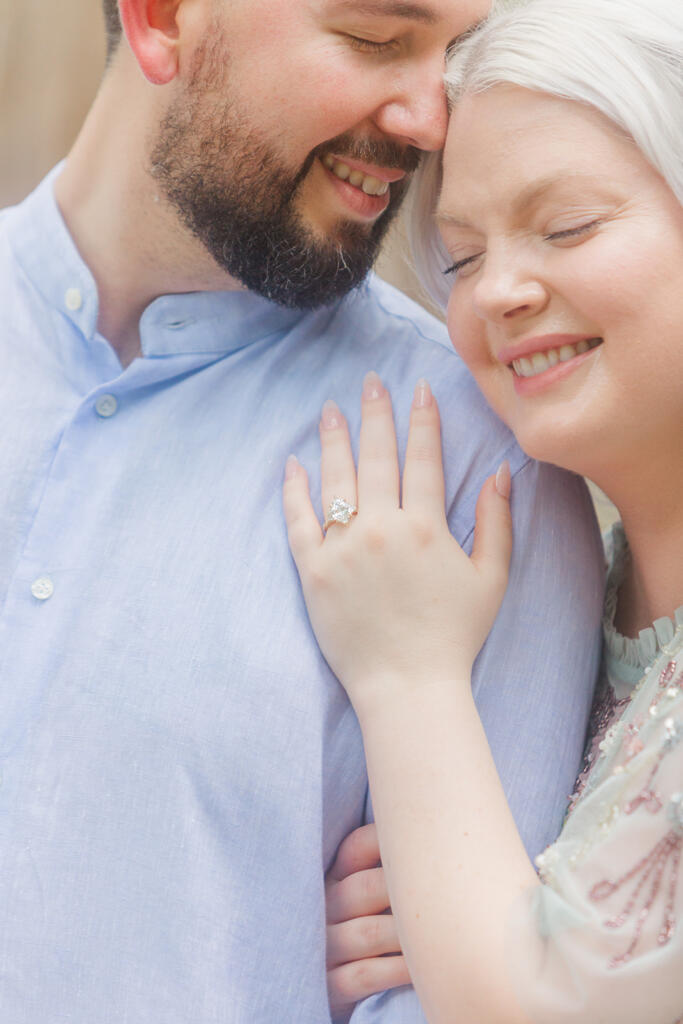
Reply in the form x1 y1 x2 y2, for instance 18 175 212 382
437 85 683 475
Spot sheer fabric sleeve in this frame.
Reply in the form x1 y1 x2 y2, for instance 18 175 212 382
509 635 683 1024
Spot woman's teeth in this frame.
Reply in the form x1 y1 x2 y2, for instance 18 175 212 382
321 153 389 197
512 338 602 378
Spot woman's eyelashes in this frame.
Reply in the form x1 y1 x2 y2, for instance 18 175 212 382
544 219 602 242
443 219 603 276
443 253 483 277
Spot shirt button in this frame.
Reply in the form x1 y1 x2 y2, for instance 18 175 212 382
31 577 54 601
65 287 83 312
95 394 119 418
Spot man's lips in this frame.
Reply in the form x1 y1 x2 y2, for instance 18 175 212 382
321 161 392 220
326 153 407 184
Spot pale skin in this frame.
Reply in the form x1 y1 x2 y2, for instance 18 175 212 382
284 87 683 1022
54 0 486 366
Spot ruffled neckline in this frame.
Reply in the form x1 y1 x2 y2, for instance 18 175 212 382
602 522 683 684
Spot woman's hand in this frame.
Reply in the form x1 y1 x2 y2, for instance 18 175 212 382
326 824 409 1019
283 373 512 717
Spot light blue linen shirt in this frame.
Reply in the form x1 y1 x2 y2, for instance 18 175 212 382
0 168 604 1023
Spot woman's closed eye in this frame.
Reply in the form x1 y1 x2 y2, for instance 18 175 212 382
443 252 484 277
544 219 602 242
442 218 602 277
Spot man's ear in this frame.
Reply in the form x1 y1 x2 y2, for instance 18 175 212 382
118 0 182 85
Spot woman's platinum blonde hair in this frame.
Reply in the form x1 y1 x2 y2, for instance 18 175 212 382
409 0 683 311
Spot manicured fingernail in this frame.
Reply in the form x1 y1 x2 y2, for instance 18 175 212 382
413 378 432 408
363 371 385 401
495 460 511 499
321 399 342 430
285 454 299 480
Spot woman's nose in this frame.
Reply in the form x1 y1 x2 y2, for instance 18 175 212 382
472 255 549 324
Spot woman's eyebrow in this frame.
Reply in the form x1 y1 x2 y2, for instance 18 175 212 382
437 173 614 226
435 211 471 227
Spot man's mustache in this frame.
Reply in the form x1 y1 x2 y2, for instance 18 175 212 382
314 132 422 175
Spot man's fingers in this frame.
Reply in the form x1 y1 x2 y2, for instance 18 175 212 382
326 866 389 925
470 463 513 595
327 914 402 967
282 456 323 561
401 379 446 516
357 372 400 512
320 401 358 527
328 955 411 1014
327 823 381 883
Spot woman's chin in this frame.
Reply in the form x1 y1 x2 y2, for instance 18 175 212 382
507 420 596 477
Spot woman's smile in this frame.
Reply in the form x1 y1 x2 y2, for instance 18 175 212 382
438 85 683 476
498 333 604 395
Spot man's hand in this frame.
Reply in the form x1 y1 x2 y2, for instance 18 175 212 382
326 824 410 1021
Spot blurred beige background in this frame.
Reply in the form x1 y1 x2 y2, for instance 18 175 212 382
0 0 106 207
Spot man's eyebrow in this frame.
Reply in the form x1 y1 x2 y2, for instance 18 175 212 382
329 0 440 25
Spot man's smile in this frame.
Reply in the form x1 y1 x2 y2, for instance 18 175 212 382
321 152 407 195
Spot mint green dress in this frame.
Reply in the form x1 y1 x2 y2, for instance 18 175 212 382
510 524 683 1024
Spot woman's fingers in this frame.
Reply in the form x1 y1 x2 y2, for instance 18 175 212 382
327 914 402 967
328 955 411 1017
401 379 446 516
320 401 358 525
470 463 513 595
327 866 390 925
357 372 400 512
283 456 323 561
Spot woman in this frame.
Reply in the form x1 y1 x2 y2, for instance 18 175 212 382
283 0 683 1021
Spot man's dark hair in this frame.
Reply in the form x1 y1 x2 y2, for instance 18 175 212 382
102 0 123 60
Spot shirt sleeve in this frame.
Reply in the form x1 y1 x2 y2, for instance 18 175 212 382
509 678 683 1024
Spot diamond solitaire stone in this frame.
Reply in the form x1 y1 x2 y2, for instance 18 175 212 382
326 497 357 527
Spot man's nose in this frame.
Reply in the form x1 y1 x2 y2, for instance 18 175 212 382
373 67 449 152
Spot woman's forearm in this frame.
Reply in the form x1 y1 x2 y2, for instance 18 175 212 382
357 678 539 1024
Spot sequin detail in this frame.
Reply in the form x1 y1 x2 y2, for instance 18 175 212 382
568 679 630 814
588 721 683 968
624 718 683 816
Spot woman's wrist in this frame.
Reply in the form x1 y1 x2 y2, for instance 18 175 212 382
348 666 475 726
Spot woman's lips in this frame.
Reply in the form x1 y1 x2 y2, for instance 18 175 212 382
511 342 603 396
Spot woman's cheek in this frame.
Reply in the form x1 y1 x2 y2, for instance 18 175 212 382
446 294 484 370
446 294 512 424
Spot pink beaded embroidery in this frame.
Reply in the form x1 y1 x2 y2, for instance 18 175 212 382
588 695 683 969
590 824 681 968
567 680 630 814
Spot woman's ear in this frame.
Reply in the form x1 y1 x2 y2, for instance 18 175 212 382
118 0 182 85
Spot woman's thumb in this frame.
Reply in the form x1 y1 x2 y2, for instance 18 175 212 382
470 461 513 596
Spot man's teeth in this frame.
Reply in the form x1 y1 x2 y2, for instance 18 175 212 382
512 338 602 378
321 153 389 196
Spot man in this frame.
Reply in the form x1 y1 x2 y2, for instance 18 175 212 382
0 0 604 1020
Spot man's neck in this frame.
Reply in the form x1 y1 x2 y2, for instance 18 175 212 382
53 64 242 366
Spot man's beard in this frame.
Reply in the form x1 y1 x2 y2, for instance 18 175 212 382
149 36 420 309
